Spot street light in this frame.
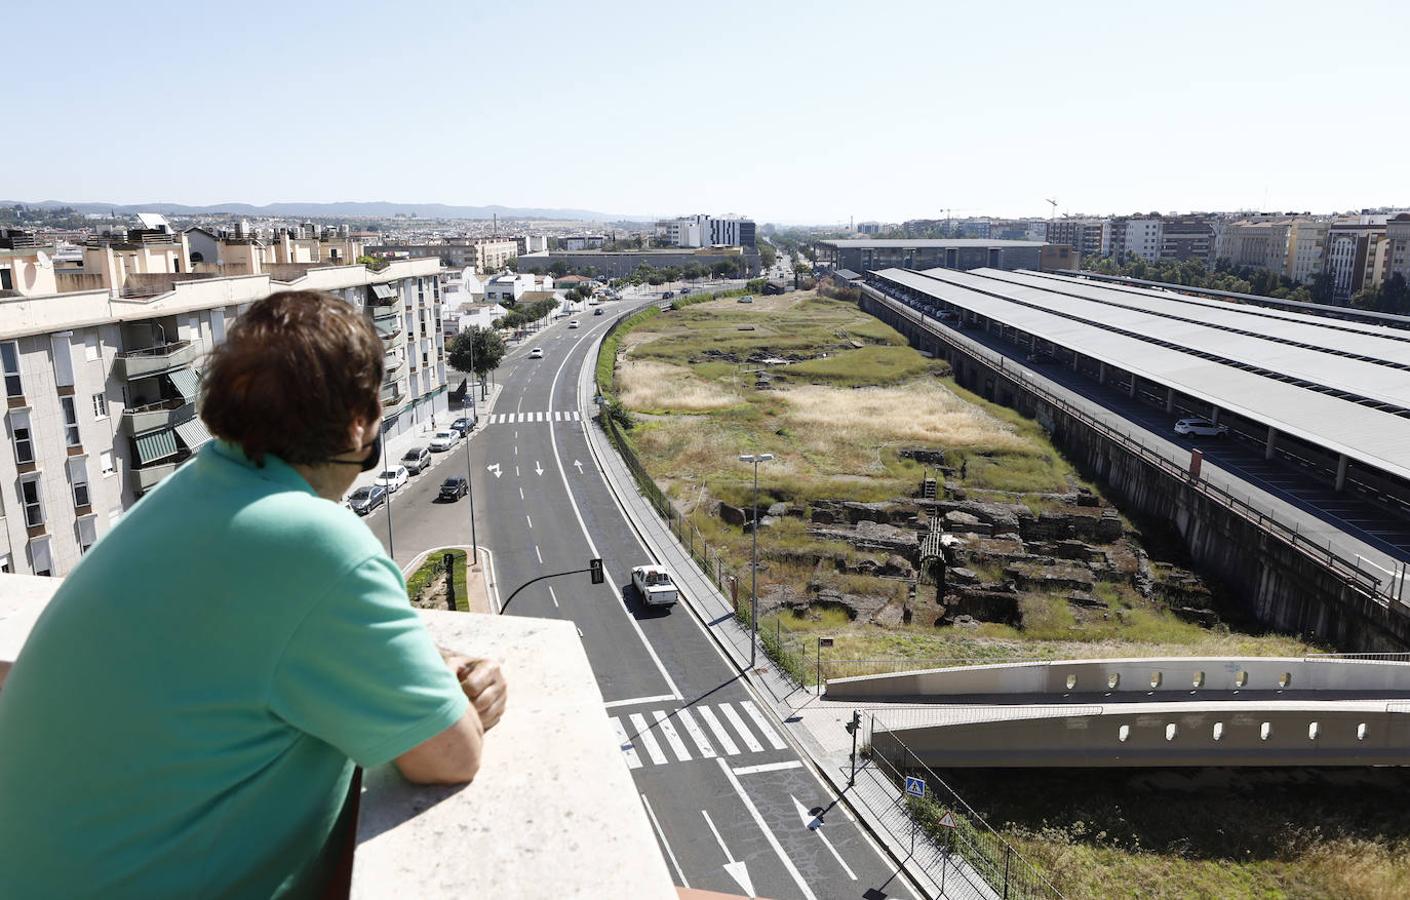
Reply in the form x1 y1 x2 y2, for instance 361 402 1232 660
464 334 480 564
738 452 774 668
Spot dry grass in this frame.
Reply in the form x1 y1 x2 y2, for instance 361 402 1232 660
618 359 742 412
779 382 1036 453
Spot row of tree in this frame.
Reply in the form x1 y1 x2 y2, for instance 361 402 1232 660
446 327 506 400
492 296 559 331
1080 256 1336 304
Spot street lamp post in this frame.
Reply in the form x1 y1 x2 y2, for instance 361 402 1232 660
738 452 774 668
465 335 480 563
380 419 394 559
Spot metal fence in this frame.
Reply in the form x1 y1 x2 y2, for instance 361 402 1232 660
864 713 1063 899
864 284 1409 610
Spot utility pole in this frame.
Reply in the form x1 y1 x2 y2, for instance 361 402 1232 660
737 452 774 667
380 420 394 559
464 335 480 563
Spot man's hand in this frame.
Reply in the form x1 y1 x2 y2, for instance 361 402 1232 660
442 654 507 731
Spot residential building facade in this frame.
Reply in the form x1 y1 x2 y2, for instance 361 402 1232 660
814 239 1049 273
655 214 757 248
1158 217 1215 263
1108 217 1163 262
1045 219 1110 259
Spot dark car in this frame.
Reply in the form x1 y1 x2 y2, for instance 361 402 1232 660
662 290 675 299
593 307 604 316
450 416 476 436
439 476 469 501
347 484 388 516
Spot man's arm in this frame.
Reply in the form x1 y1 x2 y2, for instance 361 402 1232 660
395 704 484 784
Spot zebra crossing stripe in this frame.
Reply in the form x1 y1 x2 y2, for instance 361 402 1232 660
611 717 642 769
674 707 718 759
740 700 788 750
628 713 668 765
718 703 765 753
652 710 692 762
695 706 740 756
572 411 581 421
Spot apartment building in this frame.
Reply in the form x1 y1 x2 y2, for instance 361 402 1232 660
1381 214 1410 285
0 226 446 578
1324 222 1385 301
1158 217 1215 263
1215 219 1295 273
655 214 757 248
1045 218 1110 259
1108 217 1163 262
367 238 518 274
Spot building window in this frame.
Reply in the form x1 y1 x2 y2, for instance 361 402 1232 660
0 268 12 291
29 536 51 577
77 515 97 554
60 396 81 447
68 457 91 508
100 450 115 476
1 341 21 397
20 476 44 529
10 409 34 465
92 392 108 419
50 332 75 387
0 554 10 573
84 330 100 361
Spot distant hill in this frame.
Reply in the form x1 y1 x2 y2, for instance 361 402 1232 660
2 199 646 222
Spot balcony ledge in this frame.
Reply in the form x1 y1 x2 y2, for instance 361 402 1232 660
0 576 674 898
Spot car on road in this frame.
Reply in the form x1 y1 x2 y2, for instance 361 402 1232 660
631 564 678 607
450 416 476 437
662 290 675 299
375 465 409 492
593 307 604 316
401 446 431 474
737 295 754 304
347 484 387 516
529 347 544 359
1173 417 1228 437
429 429 460 451
569 320 579 329
680 287 691 295
438 476 469 501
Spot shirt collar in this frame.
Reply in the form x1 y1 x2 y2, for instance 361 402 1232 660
207 440 317 496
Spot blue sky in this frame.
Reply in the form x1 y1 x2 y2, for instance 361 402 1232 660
6 0 1409 223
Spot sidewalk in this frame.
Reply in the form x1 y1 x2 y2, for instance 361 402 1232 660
573 335 992 899
351 381 504 494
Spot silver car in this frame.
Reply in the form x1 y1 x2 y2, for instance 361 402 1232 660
1173 417 1228 437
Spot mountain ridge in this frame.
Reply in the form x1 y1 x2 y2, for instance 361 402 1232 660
2 199 648 222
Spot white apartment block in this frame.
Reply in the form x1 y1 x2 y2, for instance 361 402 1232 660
1284 220 1329 284
655 214 756 248
1111 218 1163 262
0 226 447 578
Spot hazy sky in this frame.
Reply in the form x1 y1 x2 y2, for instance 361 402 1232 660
7 0 1409 224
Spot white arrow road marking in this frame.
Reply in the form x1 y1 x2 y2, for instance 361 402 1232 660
573 459 584 474
535 461 544 476
642 795 687 887
486 463 502 478
701 810 755 899
791 795 857 880
717 759 815 899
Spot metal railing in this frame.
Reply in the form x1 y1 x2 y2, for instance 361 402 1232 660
864 283 1407 609
116 339 191 359
865 712 1063 899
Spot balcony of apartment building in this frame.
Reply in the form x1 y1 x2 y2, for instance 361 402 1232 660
366 283 400 308
130 414 212 494
115 321 198 382
372 310 403 342
379 381 406 412
0 577 675 898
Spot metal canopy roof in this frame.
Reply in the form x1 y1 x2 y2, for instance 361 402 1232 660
174 417 212 450
166 368 200 404
874 267 1410 482
135 429 178 465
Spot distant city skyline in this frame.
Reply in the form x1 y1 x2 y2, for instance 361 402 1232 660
6 0 1409 224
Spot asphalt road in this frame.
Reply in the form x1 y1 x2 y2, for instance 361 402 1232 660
365 295 916 899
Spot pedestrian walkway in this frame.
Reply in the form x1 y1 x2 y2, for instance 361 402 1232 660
483 410 581 425
611 699 790 770
350 381 503 495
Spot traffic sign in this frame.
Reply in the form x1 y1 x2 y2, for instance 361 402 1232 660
904 776 926 798
937 810 958 829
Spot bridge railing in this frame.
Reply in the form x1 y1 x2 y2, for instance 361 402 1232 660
862 282 1406 609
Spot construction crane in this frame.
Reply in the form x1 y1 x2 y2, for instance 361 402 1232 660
1045 198 1058 220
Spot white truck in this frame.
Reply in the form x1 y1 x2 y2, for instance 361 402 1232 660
631 565 678 607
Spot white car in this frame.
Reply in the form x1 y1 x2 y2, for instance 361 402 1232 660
375 465 409 492
631 565 678 607
569 320 579 329
529 347 544 359
1173 417 1228 437
429 430 459 451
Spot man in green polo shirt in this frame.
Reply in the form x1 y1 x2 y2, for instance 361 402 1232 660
0 291 505 898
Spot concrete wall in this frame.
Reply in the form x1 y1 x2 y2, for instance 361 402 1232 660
517 250 761 278
862 290 1410 652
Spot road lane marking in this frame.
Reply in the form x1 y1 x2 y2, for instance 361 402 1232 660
702 809 755 898
535 545 543 564
674 707 717 759
733 760 803 775
519 487 524 499
716 758 818 900
652 710 692 762
792 794 857 880
603 693 677 709
718 703 765 753
695 705 740 756
547 585 559 608
611 718 642 769
572 410 581 421
641 794 687 888
525 514 533 529
628 713 667 765
741 700 788 750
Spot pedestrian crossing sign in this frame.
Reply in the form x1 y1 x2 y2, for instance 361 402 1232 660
904 776 926 798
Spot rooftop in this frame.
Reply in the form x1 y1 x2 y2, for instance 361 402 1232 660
818 238 1047 248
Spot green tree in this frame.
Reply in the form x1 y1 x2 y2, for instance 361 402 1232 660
1308 272 1335 305
447 327 507 399
549 260 570 277
504 256 519 272
758 241 777 269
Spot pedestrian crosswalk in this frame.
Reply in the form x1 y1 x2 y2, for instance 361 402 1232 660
612 701 789 770
483 410 582 425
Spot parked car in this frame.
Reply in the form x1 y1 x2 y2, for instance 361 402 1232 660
593 307 604 316
631 564 678 607
529 347 544 359
375 465 409 492
450 415 476 436
438 476 469 501
347 484 387 516
737 295 754 304
1173 417 1228 437
569 320 580 329
401 446 431 474
429 430 460 451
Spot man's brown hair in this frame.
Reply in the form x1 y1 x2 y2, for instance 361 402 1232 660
201 290 384 465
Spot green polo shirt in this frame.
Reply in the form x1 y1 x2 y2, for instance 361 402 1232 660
0 441 468 899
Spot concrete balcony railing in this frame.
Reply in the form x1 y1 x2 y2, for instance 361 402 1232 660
115 341 197 381
374 317 403 341
122 399 194 434
380 384 406 410
0 576 675 898
383 354 405 380
134 461 178 492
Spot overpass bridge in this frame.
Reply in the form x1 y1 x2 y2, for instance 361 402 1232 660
827 657 1410 768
